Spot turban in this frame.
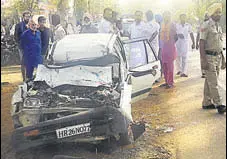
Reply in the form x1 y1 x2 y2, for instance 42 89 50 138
155 14 163 23
207 3 222 16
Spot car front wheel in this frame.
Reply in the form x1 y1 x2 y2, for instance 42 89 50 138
118 124 134 146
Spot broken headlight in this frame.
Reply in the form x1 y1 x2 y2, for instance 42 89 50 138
24 98 42 107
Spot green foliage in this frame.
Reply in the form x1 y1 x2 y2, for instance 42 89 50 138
75 0 87 10
74 0 118 19
172 0 226 32
2 0 39 23
12 0 39 14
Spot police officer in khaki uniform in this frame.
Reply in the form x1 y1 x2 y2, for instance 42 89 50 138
199 3 226 114
196 13 210 78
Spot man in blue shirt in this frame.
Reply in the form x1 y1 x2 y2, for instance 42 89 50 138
21 19 42 80
14 10 31 81
38 16 52 60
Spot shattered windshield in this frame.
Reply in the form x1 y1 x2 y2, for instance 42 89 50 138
34 65 113 87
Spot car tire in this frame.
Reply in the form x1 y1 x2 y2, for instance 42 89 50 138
118 124 134 146
12 116 23 129
95 137 117 154
15 149 37 159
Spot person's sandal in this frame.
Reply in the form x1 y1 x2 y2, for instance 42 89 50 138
180 73 188 77
202 104 216 109
176 71 181 75
166 85 174 89
217 105 226 114
159 83 168 87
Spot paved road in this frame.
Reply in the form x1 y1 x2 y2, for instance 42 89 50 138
150 49 226 159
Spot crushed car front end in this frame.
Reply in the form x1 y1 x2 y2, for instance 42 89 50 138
11 34 133 152
11 65 131 152
12 104 131 152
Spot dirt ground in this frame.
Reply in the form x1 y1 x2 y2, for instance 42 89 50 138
1 51 226 159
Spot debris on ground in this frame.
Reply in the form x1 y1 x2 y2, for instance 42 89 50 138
155 125 174 133
163 127 174 133
132 121 146 140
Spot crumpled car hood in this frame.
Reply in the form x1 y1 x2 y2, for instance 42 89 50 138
34 65 112 88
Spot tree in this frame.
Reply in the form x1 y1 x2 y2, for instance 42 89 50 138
171 0 225 31
13 0 39 14
1 0 39 24
75 0 87 22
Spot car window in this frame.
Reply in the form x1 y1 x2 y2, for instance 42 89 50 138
145 41 157 63
124 41 148 69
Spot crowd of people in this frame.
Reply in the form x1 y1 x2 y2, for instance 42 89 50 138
1 2 225 114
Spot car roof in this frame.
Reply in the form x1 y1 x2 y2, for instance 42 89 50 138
57 33 118 49
51 34 119 63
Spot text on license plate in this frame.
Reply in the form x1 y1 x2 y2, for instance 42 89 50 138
56 123 91 139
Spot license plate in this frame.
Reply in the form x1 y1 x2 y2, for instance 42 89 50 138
56 123 91 139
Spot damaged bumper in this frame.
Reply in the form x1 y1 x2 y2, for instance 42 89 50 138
12 106 131 152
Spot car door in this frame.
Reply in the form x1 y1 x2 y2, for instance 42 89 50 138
122 38 161 99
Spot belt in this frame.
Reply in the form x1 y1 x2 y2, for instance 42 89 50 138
205 51 222 56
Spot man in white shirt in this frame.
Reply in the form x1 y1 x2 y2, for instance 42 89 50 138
98 8 114 33
52 14 66 42
128 11 148 39
145 10 160 56
127 11 148 68
176 14 195 77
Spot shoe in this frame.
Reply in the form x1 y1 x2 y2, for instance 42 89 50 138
159 83 168 87
217 105 226 114
176 71 181 75
166 85 174 89
180 74 188 77
202 104 216 109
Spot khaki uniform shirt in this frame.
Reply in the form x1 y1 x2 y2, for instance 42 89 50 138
200 18 223 52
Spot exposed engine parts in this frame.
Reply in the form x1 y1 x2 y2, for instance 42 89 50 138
12 80 121 125
25 81 121 108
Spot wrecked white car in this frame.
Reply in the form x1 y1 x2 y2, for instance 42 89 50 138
11 34 161 152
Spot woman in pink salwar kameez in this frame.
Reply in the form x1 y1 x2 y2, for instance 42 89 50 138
159 11 178 89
